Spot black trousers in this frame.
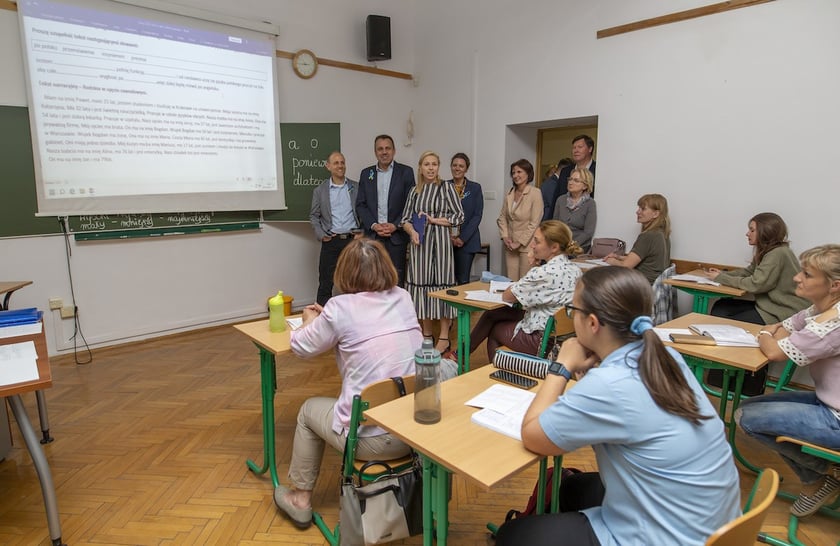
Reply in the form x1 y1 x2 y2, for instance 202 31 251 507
375 236 408 287
453 246 476 285
495 472 605 546
316 236 354 306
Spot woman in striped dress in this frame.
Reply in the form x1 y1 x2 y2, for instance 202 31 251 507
401 151 465 353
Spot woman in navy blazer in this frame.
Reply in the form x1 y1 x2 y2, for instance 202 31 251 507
448 153 484 284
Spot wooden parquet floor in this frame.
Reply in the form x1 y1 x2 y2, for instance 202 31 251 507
1 323 839 545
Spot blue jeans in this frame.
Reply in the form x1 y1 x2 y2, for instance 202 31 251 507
736 390 840 483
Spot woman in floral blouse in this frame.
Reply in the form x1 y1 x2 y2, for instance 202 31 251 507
461 220 581 361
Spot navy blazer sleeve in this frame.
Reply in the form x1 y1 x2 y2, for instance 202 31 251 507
459 180 483 252
355 166 379 234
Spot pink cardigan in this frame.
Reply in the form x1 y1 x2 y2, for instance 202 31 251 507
290 287 422 436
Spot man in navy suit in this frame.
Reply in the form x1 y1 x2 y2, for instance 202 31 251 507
355 134 415 285
549 134 597 217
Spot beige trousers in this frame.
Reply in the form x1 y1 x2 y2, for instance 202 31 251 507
503 246 531 281
288 396 410 490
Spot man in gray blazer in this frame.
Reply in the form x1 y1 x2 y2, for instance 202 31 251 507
310 151 360 305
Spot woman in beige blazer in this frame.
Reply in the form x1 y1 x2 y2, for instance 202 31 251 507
497 159 544 280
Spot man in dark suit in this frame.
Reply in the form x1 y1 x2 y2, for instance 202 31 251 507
549 134 597 217
355 134 415 285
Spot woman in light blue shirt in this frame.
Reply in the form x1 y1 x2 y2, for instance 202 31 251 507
495 267 741 546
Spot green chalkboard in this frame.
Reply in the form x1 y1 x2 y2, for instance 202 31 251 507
67 211 260 233
0 107 335 237
0 106 63 237
264 122 341 221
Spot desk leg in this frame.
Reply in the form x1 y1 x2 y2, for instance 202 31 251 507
246 346 280 488
725 371 762 473
456 309 472 375
692 294 712 314
7 395 65 546
422 456 451 546
36 391 54 444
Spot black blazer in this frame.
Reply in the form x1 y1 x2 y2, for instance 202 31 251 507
355 161 415 246
448 179 483 253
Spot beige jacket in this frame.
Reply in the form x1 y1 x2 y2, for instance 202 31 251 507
497 184 544 250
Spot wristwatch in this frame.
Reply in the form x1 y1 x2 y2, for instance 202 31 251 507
547 361 572 381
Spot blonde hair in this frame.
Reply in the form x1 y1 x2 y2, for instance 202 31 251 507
569 167 594 194
539 220 583 257
415 151 442 194
637 194 671 238
800 244 840 284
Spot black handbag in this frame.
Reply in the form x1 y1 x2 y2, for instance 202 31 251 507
339 456 423 545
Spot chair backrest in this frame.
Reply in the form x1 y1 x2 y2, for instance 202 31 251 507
652 263 677 325
539 308 576 358
360 375 416 409
342 375 415 477
704 468 779 546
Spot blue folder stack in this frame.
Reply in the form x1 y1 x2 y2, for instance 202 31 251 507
0 307 43 327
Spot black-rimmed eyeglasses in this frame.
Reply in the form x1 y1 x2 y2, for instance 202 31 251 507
564 304 590 319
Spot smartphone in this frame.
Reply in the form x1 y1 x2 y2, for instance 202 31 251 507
446 289 458 295
489 370 537 390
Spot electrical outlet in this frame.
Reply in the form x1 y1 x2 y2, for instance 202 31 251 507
60 305 75 319
49 297 63 310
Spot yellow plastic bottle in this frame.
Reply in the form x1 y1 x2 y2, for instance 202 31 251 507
268 291 286 332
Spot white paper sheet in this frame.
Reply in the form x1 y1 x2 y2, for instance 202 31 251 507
0 321 42 340
671 274 721 286
652 328 693 343
464 383 536 413
0 340 40 386
464 290 514 307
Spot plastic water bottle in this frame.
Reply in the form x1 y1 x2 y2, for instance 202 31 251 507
414 338 441 424
268 291 286 333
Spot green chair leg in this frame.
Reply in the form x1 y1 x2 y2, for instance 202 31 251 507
312 512 339 546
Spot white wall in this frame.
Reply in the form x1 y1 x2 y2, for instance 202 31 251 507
0 1 418 354
412 0 840 270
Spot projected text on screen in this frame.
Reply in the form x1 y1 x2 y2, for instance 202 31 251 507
20 0 278 200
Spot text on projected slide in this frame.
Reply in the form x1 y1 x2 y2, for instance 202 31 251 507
19 0 278 199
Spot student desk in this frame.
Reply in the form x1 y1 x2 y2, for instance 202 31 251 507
0 280 33 311
233 318 296 488
0 321 65 545
365 367 556 546
660 313 768 472
428 281 505 374
664 267 746 314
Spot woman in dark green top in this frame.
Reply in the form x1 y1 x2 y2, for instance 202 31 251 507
604 194 670 284
702 212 809 325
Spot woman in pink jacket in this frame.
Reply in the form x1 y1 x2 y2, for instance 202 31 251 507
273 239 422 530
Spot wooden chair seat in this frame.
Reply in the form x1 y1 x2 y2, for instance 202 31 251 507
705 468 779 546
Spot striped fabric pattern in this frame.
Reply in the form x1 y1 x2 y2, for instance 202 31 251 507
401 181 465 319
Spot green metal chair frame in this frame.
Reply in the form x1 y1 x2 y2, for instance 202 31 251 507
759 437 840 546
312 376 416 546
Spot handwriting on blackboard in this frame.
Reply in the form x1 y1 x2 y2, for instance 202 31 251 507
70 211 257 232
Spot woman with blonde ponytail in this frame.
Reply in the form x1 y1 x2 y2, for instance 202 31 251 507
496 266 740 546
461 220 581 361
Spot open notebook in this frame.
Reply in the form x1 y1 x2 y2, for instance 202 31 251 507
686 324 759 347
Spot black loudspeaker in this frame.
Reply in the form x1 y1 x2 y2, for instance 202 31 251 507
366 15 391 61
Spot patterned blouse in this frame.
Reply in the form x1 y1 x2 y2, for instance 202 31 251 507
510 254 581 336
779 302 840 412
